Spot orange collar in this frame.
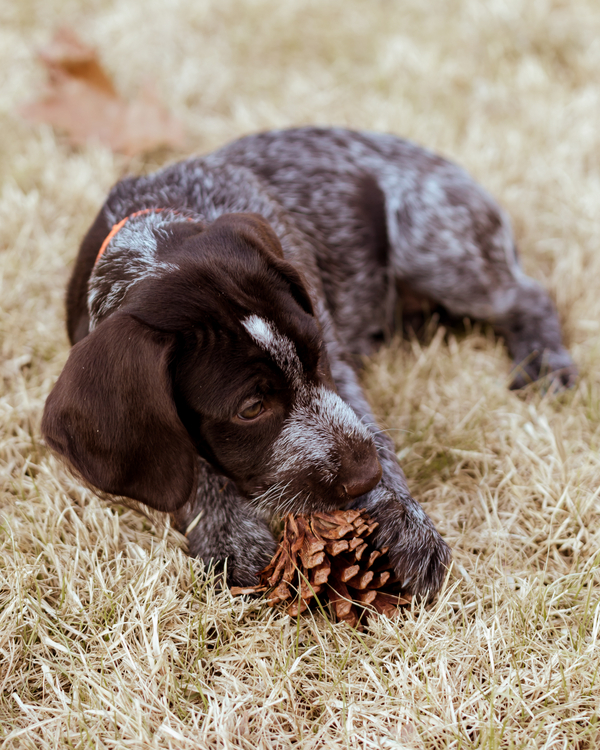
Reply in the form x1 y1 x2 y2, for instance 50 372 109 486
94 208 192 267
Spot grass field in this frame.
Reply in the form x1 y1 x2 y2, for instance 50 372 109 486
1 0 600 747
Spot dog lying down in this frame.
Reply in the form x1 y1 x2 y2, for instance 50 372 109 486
42 127 575 598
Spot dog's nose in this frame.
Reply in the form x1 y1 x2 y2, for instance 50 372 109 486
341 449 382 500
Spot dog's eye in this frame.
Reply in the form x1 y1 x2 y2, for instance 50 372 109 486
238 400 264 420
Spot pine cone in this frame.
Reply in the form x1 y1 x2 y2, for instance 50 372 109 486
230 509 411 627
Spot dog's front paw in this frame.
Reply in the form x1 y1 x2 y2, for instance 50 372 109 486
224 529 278 588
364 489 451 600
187 518 276 586
171 480 277 588
186 511 277 587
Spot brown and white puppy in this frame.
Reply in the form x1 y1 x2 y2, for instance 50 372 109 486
42 127 575 596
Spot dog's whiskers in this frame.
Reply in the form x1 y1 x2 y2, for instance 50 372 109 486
252 479 294 515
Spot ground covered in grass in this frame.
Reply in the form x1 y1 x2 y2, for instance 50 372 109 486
1 0 600 747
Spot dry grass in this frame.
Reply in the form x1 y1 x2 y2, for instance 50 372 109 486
1 0 600 747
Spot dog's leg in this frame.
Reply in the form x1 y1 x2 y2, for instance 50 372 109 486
171 458 276 587
484 273 576 389
324 329 451 598
399 265 575 390
387 177 576 389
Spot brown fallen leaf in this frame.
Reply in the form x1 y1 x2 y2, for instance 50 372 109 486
21 27 185 156
230 509 412 628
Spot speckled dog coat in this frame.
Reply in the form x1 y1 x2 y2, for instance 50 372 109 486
42 127 575 596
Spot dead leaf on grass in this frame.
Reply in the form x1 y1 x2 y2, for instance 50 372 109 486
21 27 185 156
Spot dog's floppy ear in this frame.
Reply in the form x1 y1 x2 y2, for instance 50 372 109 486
42 312 196 511
212 212 316 316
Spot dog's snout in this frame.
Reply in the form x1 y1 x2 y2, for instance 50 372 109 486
340 446 382 500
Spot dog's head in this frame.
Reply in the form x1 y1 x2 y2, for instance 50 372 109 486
42 213 381 515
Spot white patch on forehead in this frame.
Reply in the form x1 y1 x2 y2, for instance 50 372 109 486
242 315 301 382
242 315 277 352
